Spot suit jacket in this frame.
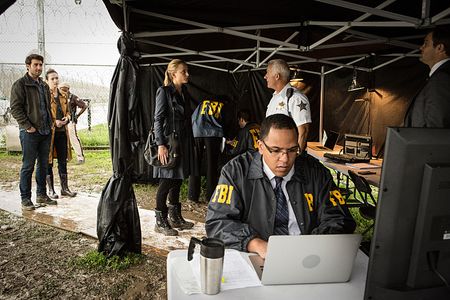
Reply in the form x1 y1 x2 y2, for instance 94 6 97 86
404 60 450 128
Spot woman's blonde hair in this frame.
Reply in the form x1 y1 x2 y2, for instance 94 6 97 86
164 59 186 86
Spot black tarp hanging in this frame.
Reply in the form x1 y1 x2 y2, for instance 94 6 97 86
97 32 142 256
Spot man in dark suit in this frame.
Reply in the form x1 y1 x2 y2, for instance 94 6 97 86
404 27 450 128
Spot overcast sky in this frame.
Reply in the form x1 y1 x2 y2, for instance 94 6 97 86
0 0 120 66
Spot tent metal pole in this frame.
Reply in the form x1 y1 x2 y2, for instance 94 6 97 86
135 28 212 38
316 39 386 49
262 49 370 71
308 0 396 50
185 62 229 73
372 49 419 70
190 59 234 64
256 29 261 68
314 0 420 25
324 56 368 75
235 67 321 76
231 23 303 31
319 66 325 142
309 21 414 27
205 48 256 54
136 39 255 67
141 52 197 58
259 32 299 66
421 0 431 20
432 7 450 23
436 18 450 25
130 8 305 49
134 23 307 38
37 0 45 57
149 59 230 73
323 25 419 50
123 0 128 32
232 51 257 73
142 47 257 56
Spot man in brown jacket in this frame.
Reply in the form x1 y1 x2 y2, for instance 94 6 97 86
10 54 57 210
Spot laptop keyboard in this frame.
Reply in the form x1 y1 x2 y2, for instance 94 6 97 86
324 153 370 163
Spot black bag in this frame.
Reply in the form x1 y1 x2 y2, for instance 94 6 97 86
144 89 180 169
144 128 180 169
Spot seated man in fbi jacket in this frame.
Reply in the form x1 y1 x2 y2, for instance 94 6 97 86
206 114 356 258
226 109 260 157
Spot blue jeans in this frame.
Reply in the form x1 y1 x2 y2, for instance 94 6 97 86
19 130 51 201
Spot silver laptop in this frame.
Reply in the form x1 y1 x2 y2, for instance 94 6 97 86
249 234 362 285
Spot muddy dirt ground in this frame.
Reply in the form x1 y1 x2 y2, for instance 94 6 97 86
0 151 209 299
0 210 168 299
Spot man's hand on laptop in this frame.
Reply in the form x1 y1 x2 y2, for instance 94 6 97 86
247 237 268 259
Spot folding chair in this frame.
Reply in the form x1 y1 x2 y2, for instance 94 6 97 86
335 171 353 202
348 170 377 235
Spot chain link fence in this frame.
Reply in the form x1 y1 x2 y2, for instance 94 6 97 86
0 0 120 148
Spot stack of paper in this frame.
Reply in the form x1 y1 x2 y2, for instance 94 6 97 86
173 249 262 295
190 249 262 291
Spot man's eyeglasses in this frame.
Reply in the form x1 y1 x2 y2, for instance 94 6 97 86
261 140 300 156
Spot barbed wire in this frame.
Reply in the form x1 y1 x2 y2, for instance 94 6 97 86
0 0 120 63
0 0 120 147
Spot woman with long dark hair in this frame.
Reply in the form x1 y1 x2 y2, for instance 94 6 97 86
153 59 195 236
45 69 77 200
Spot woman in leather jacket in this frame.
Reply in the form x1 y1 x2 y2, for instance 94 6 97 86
45 69 77 200
153 59 195 236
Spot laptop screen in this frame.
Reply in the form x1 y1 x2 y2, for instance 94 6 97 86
323 130 339 150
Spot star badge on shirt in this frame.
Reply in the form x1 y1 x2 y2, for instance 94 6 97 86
277 101 285 110
298 102 307 111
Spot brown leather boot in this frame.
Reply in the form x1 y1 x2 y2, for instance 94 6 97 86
168 203 194 230
36 194 57 205
46 173 59 199
60 174 77 197
154 210 178 236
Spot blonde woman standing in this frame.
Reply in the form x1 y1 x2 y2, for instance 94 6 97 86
153 59 195 236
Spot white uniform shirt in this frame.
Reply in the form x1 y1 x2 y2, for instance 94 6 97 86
266 83 312 126
262 160 301 235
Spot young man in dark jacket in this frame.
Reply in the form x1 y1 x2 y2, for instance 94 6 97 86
10 54 56 210
206 114 355 258
226 109 260 157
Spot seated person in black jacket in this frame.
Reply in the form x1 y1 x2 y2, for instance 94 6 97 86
226 109 260 157
206 114 356 258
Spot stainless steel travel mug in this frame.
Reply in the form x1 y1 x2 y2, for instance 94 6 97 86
188 237 225 295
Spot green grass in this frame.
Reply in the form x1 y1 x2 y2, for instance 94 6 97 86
179 176 207 201
349 208 374 241
78 123 109 147
70 250 144 271
0 151 22 184
67 150 112 191
329 167 378 241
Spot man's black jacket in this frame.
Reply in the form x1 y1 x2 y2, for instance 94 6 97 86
205 151 356 251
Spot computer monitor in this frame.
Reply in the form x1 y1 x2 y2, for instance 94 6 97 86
364 127 450 300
